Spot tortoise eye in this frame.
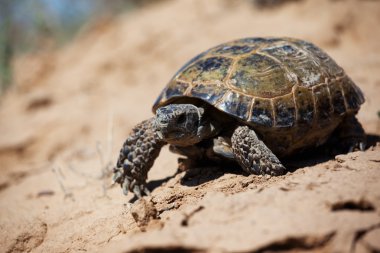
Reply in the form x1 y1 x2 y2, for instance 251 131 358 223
177 114 186 124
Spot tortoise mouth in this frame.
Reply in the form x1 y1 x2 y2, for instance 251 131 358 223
156 129 185 142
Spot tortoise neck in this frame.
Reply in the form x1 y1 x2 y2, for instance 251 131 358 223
197 107 222 141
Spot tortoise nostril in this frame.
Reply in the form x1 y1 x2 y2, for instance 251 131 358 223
177 114 186 124
159 118 168 125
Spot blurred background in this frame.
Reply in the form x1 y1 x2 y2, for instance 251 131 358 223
0 0 164 93
0 1 379 252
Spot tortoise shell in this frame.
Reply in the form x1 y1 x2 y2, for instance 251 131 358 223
153 37 364 130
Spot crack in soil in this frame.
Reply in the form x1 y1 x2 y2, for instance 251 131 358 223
351 223 380 253
331 199 376 212
252 232 336 252
180 206 205 227
127 246 206 253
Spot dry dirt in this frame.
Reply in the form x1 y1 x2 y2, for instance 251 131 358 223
1 0 380 252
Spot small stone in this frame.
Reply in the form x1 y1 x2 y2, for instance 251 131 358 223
113 171 123 183
335 155 345 163
130 197 158 229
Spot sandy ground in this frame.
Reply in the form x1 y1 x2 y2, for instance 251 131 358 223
0 0 380 252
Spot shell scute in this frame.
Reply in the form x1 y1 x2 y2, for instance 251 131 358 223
172 51 209 79
249 98 274 127
294 40 344 78
262 43 325 87
341 77 365 111
261 43 301 58
230 53 293 98
178 56 232 82
216 91 252 121
273 93 296 127
294 85 314 125
211 44 256 56
329 81 346 115
154 80 189 107
313 84 333 124
190 83 226 104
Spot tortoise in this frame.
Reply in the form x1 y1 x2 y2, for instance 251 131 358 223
114 37 366 197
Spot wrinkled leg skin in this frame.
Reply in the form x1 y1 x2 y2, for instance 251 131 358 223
113 118 165 198
337 115 366 153
231 126 286 176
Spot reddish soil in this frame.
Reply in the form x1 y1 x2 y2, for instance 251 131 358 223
1 1 380 252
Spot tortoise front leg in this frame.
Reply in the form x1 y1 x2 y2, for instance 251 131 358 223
114 118 165 198
231 126 286 176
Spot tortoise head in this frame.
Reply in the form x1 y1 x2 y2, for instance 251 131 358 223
155 104 206 146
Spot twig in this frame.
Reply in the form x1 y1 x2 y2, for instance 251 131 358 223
96 110 115 198
51 166 74 201
67 162 95 179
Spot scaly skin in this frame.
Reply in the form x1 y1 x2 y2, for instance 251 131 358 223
114 118 165 198
231 126 287 176
113 106 364 199
337 115 366 152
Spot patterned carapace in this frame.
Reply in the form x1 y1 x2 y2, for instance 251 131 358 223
153 37 364 129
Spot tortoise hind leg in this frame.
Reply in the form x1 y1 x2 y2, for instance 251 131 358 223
169 138 230 170
335 115 366 153
231 126 287 176
170 137 235 176
169 144 206 171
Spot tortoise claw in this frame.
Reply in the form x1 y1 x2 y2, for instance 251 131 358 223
359 141 366 151
133 185 142 199
119 174 150 198
143 187 151 196
122 177 131 196
112 170 124 184
134 183 151 198
347 139 366 153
